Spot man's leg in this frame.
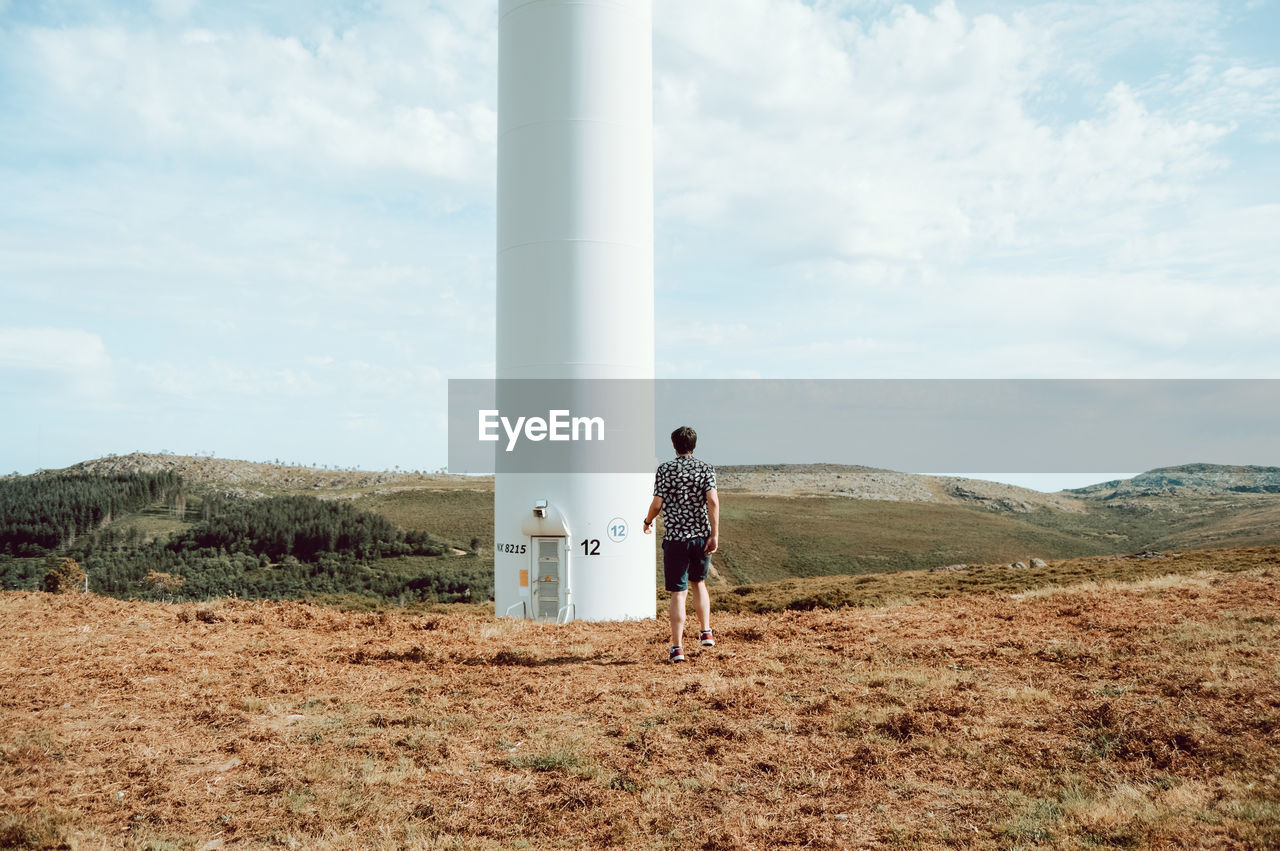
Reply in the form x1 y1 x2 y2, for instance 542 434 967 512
669 589 687 648
691 580 711 634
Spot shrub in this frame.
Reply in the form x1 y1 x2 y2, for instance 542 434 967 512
144 571 186 594
42 557 85 594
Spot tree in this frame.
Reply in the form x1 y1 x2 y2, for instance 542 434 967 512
143 571 186 594
43 557 85 594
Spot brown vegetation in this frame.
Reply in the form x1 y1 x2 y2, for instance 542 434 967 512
713 545 1280 613
40 557 84 595
2 549 1278 849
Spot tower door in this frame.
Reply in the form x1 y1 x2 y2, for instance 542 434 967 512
532 537 564 621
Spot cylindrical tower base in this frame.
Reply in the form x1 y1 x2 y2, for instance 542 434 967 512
495 0 655 621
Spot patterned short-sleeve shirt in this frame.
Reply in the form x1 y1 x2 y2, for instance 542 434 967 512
653 455 717 540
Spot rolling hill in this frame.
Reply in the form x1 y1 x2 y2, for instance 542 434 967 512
8 454 1280 605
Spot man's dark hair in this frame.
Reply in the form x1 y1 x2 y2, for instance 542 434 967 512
671 426 697 455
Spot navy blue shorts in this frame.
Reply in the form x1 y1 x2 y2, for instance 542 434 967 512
662 537 710 592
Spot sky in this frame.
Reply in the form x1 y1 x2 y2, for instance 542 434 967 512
1 0 1277 489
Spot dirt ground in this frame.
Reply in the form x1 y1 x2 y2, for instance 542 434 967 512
2 554 1278 849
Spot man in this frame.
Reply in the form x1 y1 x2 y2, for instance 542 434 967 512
643 425 719 663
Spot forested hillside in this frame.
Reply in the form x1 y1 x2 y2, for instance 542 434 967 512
0 473 489 605
168 494 441 561
0 471 182 555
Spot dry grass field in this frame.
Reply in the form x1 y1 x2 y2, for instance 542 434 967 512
2 548 1279 849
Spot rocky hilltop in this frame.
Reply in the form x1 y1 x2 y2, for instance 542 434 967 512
708 465 1089 512
1069 463 1280 499
44 452 479 495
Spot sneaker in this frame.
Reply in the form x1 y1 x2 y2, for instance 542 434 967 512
700 630 715 647
668 645 686 663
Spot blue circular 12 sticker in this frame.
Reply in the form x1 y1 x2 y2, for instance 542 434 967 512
606 517 628 543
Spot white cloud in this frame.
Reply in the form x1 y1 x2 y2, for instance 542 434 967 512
655 0 1228 266
658 320 753 348
152 0 198 21
0 327 113 396
136 354 446 401
1160 55 1280 132
1066 1 1224 48
20 6 497 184
0 327 108 373
138 359 331 401
134 360 192 397
341 412 380 433
206 360 327 397
646 0 1280 381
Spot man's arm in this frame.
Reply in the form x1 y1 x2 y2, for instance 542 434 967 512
643 496 662 534
704 488 719 553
